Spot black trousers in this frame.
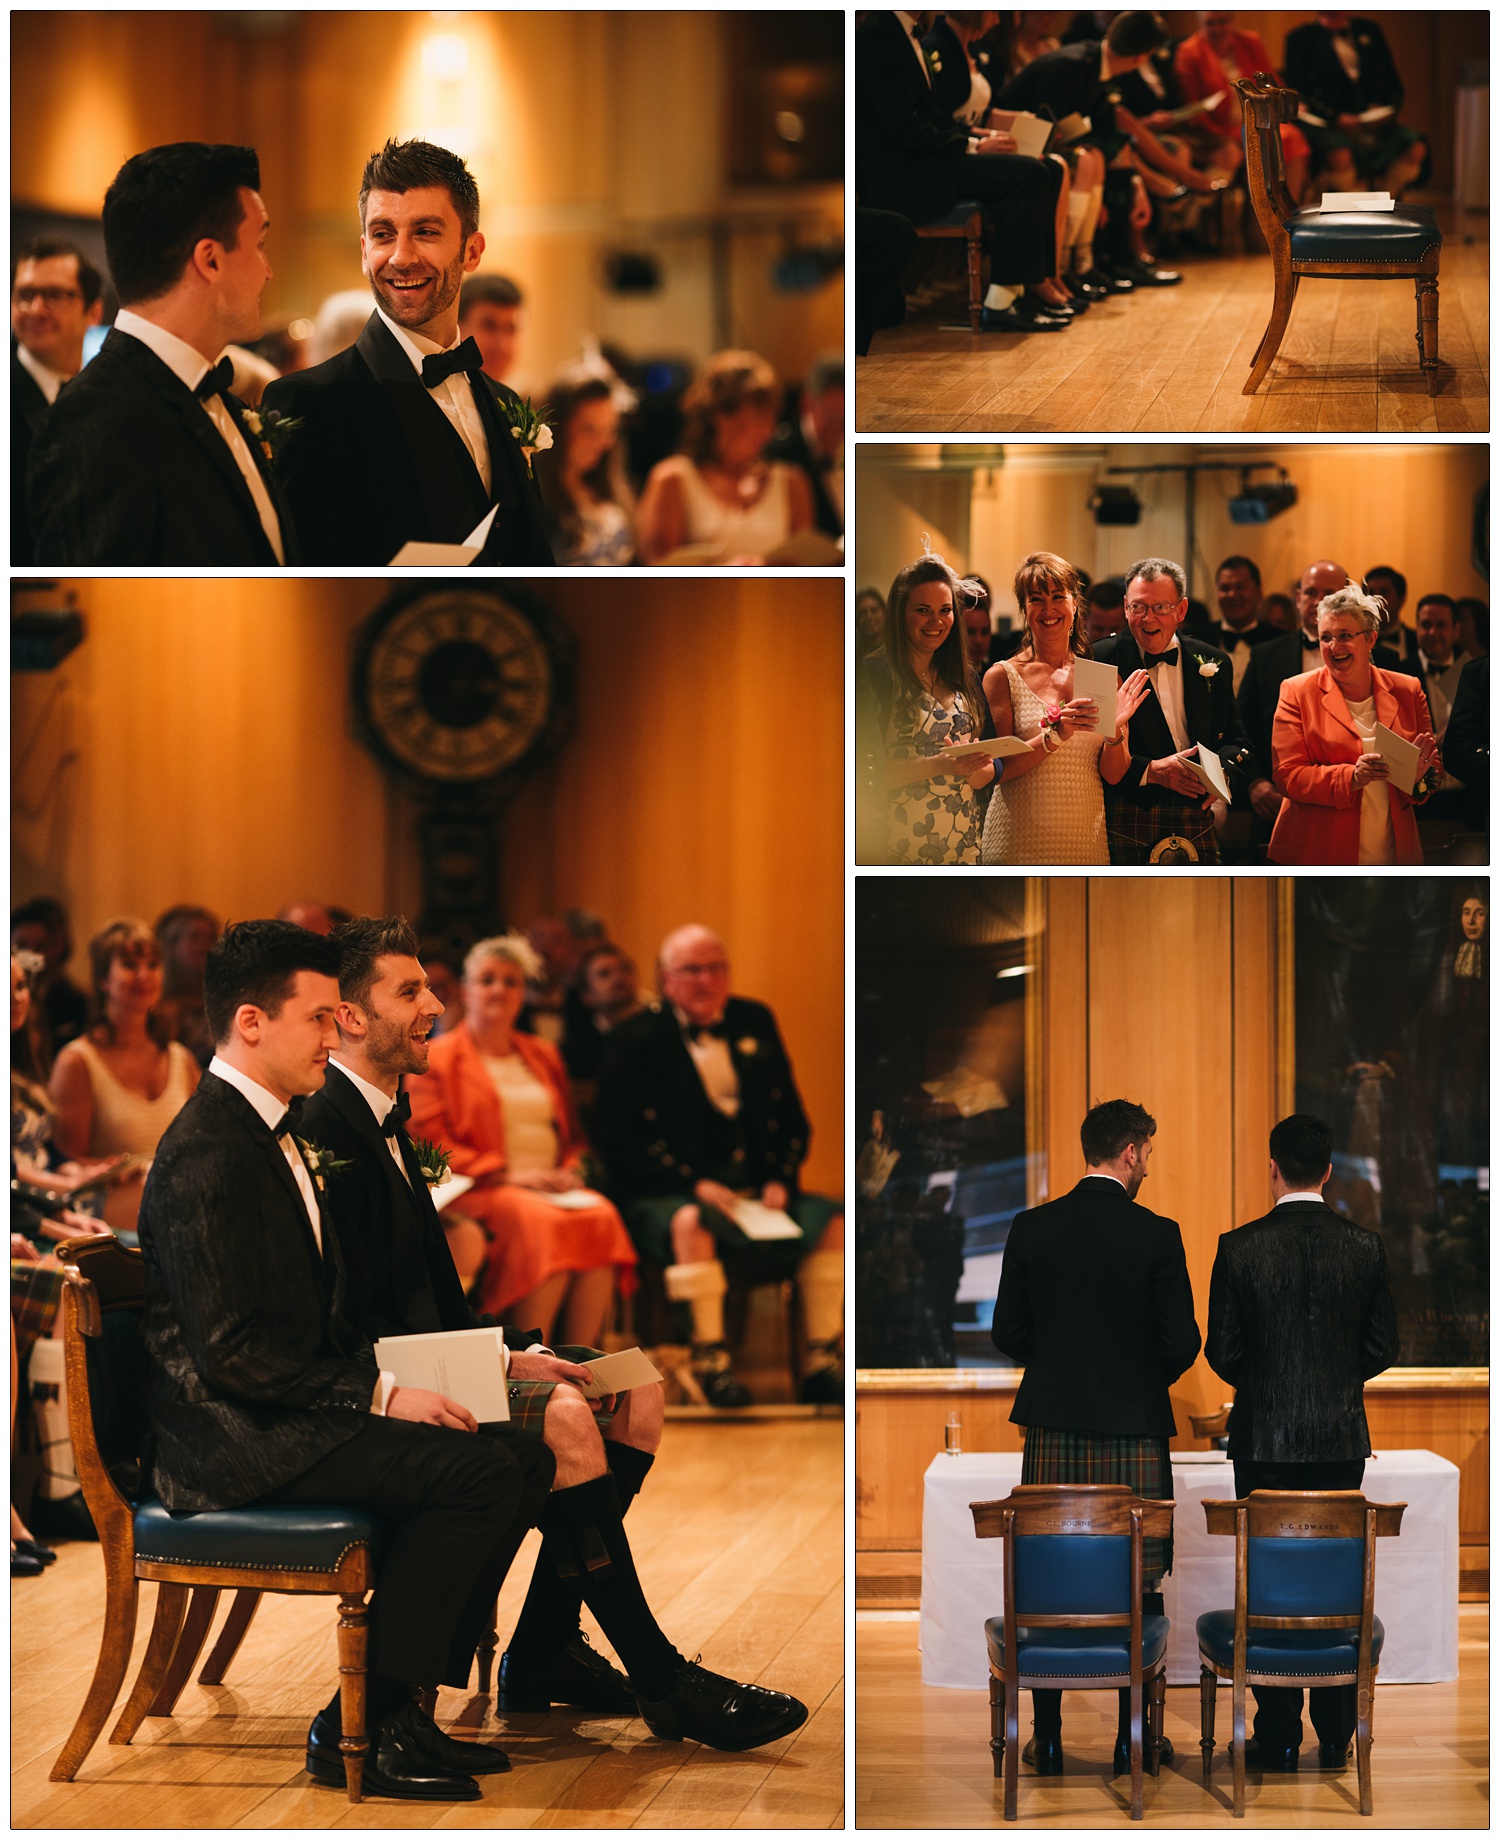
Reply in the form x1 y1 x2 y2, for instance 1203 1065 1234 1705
856 206 920 356
1233 1457 1366 1750
260 1415 551 1688
877 153 1061 288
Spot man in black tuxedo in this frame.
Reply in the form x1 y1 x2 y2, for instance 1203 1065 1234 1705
1206 1113 1400 1772
301 916 806 1753
767 353 843 540
1364 565 1425 674
1283 15 1427 197
595 925 844 1409
12 238 104 565
138 920 549 1800
1096 556 1255 863
27 144 296 566
262 139 553 565
856 10 1066 334
1210 556 1283 694
993 1098 1201 1775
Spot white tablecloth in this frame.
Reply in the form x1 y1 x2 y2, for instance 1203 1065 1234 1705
919 1449 1458 1688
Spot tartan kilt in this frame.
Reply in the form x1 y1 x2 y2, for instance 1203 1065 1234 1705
1021 1425 1174 1581
11 1259 66 1366
503 1343 617 1437
1105 797 1218 866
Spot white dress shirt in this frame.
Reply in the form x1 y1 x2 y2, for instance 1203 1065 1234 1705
16 341 69 405
112 310 285 562
329 1057 412 1187
374 306 493 494
1276 1190 1327 1207
673 1005 741 1118
1143 645 1191 754
1087 1170 1127 1189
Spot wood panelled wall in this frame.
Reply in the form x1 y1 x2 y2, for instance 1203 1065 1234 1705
11 11 842 393
856 879 1487 1604
858 444 1489 621
10 578 843 1196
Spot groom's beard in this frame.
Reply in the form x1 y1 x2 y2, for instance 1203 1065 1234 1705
369 250 466 334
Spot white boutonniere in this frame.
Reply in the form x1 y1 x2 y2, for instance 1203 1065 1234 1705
295 1138 350 1192
737 1036 760 1057
925 46 943 74
1197 658 1221 678
502 396 553 475
411 1136 452 1187
241 406 302 464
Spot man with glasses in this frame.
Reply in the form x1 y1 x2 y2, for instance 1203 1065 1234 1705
1096 555 1255 864
11 238 104 563
594 925 844 1409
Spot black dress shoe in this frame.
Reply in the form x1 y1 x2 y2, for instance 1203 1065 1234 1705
1317 1741 1352 1770
1022 1735 1063 1774
1024 291 1078 319
1244 1737 1299 1772
304 1707 482 1801
11 1544 44 1578
979 304 1068 334
1070 273 1112 299
13 1535 57 1565
1114 1734 1173 1775
1089 263 1136 294
1115 260 1184 287
691 1343 753 1409
497 1633 636 1713
398 1699 512 1774
633 1658 808 1752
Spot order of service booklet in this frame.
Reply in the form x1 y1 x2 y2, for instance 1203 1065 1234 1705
370 1329 665 1417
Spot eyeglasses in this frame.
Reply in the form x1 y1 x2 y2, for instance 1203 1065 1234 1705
13 286 83 307
669 962 728 978
1124 599 1184 617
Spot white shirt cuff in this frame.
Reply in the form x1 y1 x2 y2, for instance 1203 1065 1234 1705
372 1370 397 1416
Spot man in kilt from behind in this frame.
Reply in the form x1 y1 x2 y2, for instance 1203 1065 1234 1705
993 1098 1201 1775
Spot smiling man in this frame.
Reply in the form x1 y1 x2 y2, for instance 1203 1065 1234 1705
262 138 554 565
11 238 104 563
26 144 295 566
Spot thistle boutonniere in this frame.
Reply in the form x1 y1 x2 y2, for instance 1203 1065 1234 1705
736 1036 760 1057
295 1138 350 1191
502 397 553 475
241 406 302 464
1197 657 1221 679
412 1137 452 1187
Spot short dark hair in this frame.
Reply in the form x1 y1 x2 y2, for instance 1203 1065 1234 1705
1216 554 1262 588
1416 592 1458 619
13 237 104 309
11 895 70 946
103 143 260 306
1080 1098 1157 1166
1106 11 1169 58
1268 1113 1333 1186
1087 575 1126 610
459 272 522 315
1455 596 1490 645
360 138 480 242
1364 564 1406 597
329 915 421 1015
203 920 342 1045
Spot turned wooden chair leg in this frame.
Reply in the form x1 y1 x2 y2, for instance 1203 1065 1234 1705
1231 1671 1246 1818
198 1588 261 1685
1130 1679 1144 1820
989 1672 1005 1778
1002 1670 1019 1821
111 1580 191 1744
1416 275 1440 397
337 1592 370 1805
149 1585 221 1716
50 1556 140 1780
1200 1663 1217 1777
1245 257 1297 393
966 220 984 333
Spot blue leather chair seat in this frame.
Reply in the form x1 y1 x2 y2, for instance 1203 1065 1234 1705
986 1613 1169 1678
1287 204 1441 264
1197 1607 1385 1675
925 200 984 229
134 1497 392 1572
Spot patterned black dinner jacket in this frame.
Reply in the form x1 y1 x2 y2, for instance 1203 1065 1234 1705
137 1073 376 1512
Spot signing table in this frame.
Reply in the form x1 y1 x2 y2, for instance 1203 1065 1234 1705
919 1449 1458 1689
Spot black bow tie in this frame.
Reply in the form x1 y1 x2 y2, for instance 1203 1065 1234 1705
381 1090 412 1136
194 356 235 402
687 1021 728 1045
421 337 483 390
1218 628 1247 652
271 1095 305 1139
1143 648 1179 668
1301 633 1321 652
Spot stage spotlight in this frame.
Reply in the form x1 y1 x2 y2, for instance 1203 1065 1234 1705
1089 484 1142 526
12 586 85 671
1229 471 1298 523
602 250 662 295
772 240 843 293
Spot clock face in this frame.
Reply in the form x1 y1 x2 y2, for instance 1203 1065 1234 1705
359 589 558 785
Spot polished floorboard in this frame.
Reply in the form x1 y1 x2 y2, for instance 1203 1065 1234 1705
13 1417 843 1830
857 211 1488 435
856 1604 1487 1829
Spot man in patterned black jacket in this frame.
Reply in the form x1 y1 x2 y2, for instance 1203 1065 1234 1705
594 924 843 1409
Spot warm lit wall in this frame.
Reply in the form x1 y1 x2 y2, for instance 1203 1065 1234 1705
11 11 843 393
10 578 844 1194
858 443 1489 626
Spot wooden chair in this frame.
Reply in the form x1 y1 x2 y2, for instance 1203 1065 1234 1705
49 1235 389 1801
915 202 986 333
1235 73 1442 395
1197 1490 1406 1817
970 1484 1176 1821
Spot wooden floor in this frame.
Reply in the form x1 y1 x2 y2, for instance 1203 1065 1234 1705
13 1418 843 1830
856 1605 1488 1829
857 212 1488 435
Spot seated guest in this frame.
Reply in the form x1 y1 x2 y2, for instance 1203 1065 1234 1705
858 547 996 864
595 925 844 1409
10 897 89 1072
856 10 1066 334
1269 583 1439 864
1283 13 1429 198
563 943 646 1084
302 916 806 1747
421 947 465 1038
11 237 104 564
1210 554 1283 692
49 919 199 1236
520 912 599 1047
981 550 1150 865
278 897 335 935
636 350 814 564
306 288 374 365
406 935 637 1344
457 272 523 386
1173 14 1311 201
533 364 637 566
154 903 221 1067
766 352 844 539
